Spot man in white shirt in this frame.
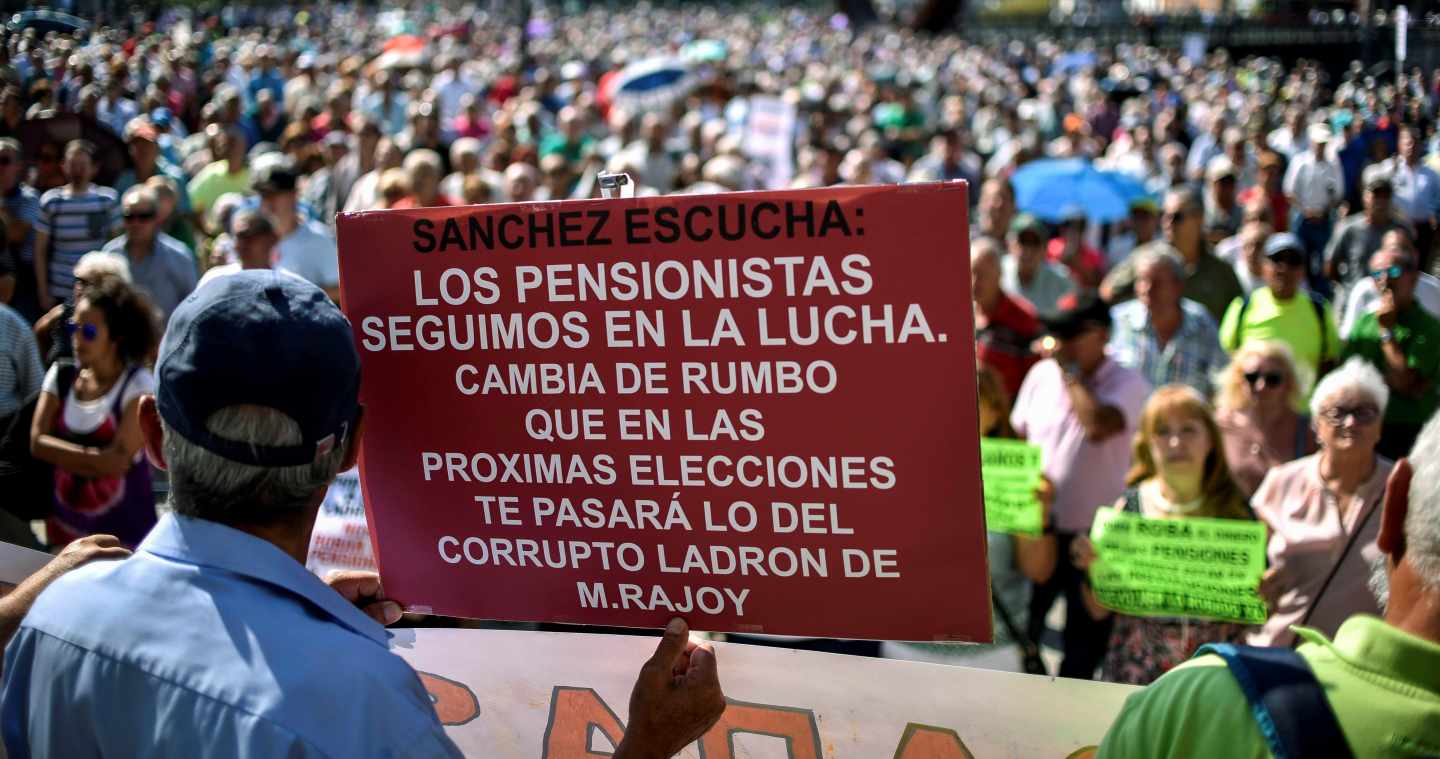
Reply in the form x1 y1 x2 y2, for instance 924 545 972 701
252 160 340 301
1283 123 1344 286
1377 124 1440 268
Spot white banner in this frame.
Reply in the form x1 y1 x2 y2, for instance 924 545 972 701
390 628 1136 757
741 96 798 190
0 542 54 586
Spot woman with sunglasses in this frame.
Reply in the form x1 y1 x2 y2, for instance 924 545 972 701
1213 340 1317 498
29 277 159 549
32 251 131 365
1248 357 1392 647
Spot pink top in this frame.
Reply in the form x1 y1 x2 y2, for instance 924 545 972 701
1248 453 1391 648
1011 358 1151 533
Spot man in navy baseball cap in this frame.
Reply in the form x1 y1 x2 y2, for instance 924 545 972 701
155 268 360 472
1 270 725 758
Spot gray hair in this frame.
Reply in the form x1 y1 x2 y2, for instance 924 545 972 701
121 184 157 209
1406 413 1440 590
1167 186 1204 216
1132 246 1186 282
163 405 347 525
449 138 482 166
1309 356 1390 420
74 250 131 284
971 236 1003 265
403 148 443 177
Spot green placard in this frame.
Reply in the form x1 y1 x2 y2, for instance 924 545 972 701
980 438 1044 537
1088 507 1268 624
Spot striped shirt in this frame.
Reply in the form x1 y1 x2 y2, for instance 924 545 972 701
37 185 121 300
4 183 39 264
0 302 43 418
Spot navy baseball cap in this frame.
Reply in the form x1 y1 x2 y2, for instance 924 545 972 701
1263 232 1305 259
157 270 360 467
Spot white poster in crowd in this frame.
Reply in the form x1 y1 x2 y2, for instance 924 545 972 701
0 543 53 586
390 628 1136 757
305 469 377 578
1181 34 1207 65
742 95 798 190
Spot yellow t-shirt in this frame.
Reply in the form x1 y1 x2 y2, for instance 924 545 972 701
1218 287 1340 384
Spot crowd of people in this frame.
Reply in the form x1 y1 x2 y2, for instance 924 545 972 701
0 3 1436 756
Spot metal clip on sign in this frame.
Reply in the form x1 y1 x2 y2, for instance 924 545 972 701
598 171 634 199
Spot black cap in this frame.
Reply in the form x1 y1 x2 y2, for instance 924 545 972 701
1041 292 1112 339
157 271 360 467
250 157 300 194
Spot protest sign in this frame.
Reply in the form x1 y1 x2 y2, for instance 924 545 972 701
1088 507 1268 624
741 95 798 190
305 469 378 578
391 627 1137 758
0 542 53 586
979 438 1043 537
336 183 986 641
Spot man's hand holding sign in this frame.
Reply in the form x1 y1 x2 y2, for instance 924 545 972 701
335 182 985 642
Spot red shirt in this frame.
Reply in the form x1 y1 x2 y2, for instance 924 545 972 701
976 293 1042 400
1046 237 1105 289
1239 186 1290 232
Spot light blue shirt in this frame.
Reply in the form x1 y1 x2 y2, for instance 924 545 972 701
1108 297 1227 398
1381 156 1440 225
2 513 461 758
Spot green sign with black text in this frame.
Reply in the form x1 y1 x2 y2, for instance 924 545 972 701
1088 508 1268 624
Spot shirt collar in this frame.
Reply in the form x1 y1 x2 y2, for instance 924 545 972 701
139 513 389 647
1295 615 1440 694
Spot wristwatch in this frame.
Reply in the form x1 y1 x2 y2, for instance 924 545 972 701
1380 328 1396 344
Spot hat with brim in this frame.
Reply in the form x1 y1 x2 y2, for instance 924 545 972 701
1263 232 1305 259
1008 212 1047 241
1041 292 1113 339
1307 123 1332 144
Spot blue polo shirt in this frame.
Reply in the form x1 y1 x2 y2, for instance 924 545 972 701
1 513 461 758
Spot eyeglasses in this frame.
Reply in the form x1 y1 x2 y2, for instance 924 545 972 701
123 210 157 221
64 321 99 341
1244 370 1286 389
1370 264 1411 282
1320 404 1381 426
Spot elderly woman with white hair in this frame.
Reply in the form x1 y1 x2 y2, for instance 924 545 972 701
1248 356 1394 647
33 250 132 364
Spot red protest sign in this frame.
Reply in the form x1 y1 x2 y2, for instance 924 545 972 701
336 183 988 641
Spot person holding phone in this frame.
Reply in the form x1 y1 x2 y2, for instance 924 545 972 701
1340 245 1440 460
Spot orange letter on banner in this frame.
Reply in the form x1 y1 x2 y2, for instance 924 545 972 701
697 699 822 759
892 723 974 758
541 686 627 758
417 672 481 726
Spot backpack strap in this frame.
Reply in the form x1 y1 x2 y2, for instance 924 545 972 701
1307 291 1329 359
1234 293 1253 347
1194 642 1355 759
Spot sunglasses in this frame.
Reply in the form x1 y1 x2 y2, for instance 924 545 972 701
1162 211 1187 223
64 321 99 341
1320 404 1380 426
0 155 14 166
1266 253 1304 267
1370 264 1411 282
1244 370 1286 389
123 210 157 221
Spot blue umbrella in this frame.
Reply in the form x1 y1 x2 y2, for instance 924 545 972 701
1011 159 1151 224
